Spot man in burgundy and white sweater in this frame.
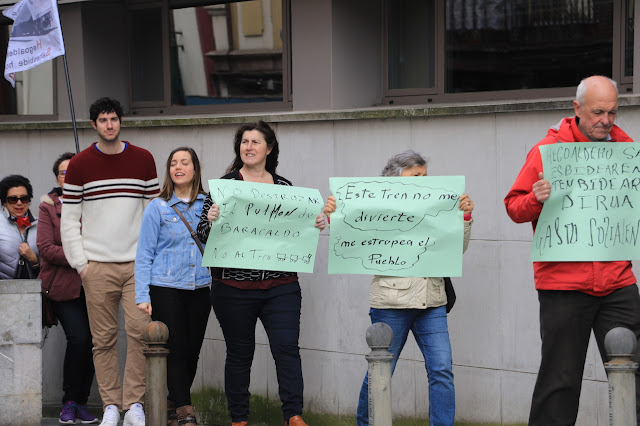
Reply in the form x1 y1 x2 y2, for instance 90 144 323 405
61 97 160 426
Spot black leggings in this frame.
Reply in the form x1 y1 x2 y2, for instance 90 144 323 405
150 285 211 408
51 288 95 405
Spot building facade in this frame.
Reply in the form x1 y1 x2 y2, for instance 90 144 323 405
1 0 640 423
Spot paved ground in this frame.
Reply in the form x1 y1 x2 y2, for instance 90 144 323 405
42 418 252 426
41 419 224 425
42 422 191 426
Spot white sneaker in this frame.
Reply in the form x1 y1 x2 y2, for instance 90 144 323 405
123 403 145 426
99 405 120 426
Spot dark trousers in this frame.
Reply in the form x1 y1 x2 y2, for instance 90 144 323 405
51 288 95 405
212 281 304 423
150 285 211 408
530 284 640 426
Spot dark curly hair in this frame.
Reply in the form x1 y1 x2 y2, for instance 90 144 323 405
226 121 280 174
0 174 33 205
89 97 124 123
53 152 75 177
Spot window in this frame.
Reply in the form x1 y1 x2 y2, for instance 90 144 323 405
0 22 55 117
622 0 634 80
387 1 436 91
128 0 290 114
384 0 634 104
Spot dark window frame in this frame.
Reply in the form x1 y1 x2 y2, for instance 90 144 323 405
616 0 634 85
126 0 292 116
382 0 634 106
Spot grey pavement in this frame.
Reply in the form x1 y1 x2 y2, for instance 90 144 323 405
41 419 224 426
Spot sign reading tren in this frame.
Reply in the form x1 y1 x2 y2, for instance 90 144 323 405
532 143 640 261
201 179 323 273
328 176 465 277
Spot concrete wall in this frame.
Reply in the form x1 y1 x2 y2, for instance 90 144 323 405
0 280 42 425
5 100 637 423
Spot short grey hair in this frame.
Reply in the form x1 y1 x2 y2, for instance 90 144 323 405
381 150 428 177
576 76 617 106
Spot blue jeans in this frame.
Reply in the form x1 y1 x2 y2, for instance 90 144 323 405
212 281 304 422
356 306 454 426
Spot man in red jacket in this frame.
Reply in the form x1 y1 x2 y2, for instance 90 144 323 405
505 75 640 425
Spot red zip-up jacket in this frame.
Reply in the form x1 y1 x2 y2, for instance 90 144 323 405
504 116 636 296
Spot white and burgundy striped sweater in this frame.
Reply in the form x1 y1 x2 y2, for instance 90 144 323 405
61 142 159 274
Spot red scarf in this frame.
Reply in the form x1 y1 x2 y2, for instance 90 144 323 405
14 216 31 227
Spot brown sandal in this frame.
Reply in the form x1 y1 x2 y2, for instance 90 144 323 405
176 405 197 426
168 399 178 426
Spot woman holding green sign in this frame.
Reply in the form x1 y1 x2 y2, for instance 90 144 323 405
196 121 326 426
323 150 474 426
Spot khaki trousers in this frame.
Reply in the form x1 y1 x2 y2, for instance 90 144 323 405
82 261 150 411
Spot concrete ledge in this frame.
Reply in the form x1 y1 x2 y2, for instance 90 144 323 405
1 95 639 131
0 279 40 294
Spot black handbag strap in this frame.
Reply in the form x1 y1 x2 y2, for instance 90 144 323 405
16 227 40 280
444 276 456 314
171 205 205 255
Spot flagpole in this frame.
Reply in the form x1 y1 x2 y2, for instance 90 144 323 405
4 0 78 153
56 2 79 154
61 55 79 154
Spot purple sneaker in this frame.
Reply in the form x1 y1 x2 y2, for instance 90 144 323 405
76 404 99 424
59 401 76 424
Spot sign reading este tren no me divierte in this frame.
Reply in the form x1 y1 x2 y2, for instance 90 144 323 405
328 176 465 277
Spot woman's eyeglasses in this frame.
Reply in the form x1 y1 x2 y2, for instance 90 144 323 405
6 195 31 204
57 170 67 176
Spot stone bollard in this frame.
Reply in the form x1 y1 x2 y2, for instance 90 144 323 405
604 327 638 426
143 321 170 426
366 322 394 426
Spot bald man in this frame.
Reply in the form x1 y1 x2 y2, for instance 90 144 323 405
505 76 640 425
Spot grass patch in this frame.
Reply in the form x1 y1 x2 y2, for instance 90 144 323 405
191 387 527 426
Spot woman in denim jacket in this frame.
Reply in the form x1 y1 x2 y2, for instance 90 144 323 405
135 147 211 426
324 150 474 426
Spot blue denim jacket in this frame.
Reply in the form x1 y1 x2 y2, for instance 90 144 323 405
135 193 211 304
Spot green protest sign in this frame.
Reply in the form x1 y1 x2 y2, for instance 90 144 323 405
532 142 640 261
328 176 465 277
201 179 323 273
